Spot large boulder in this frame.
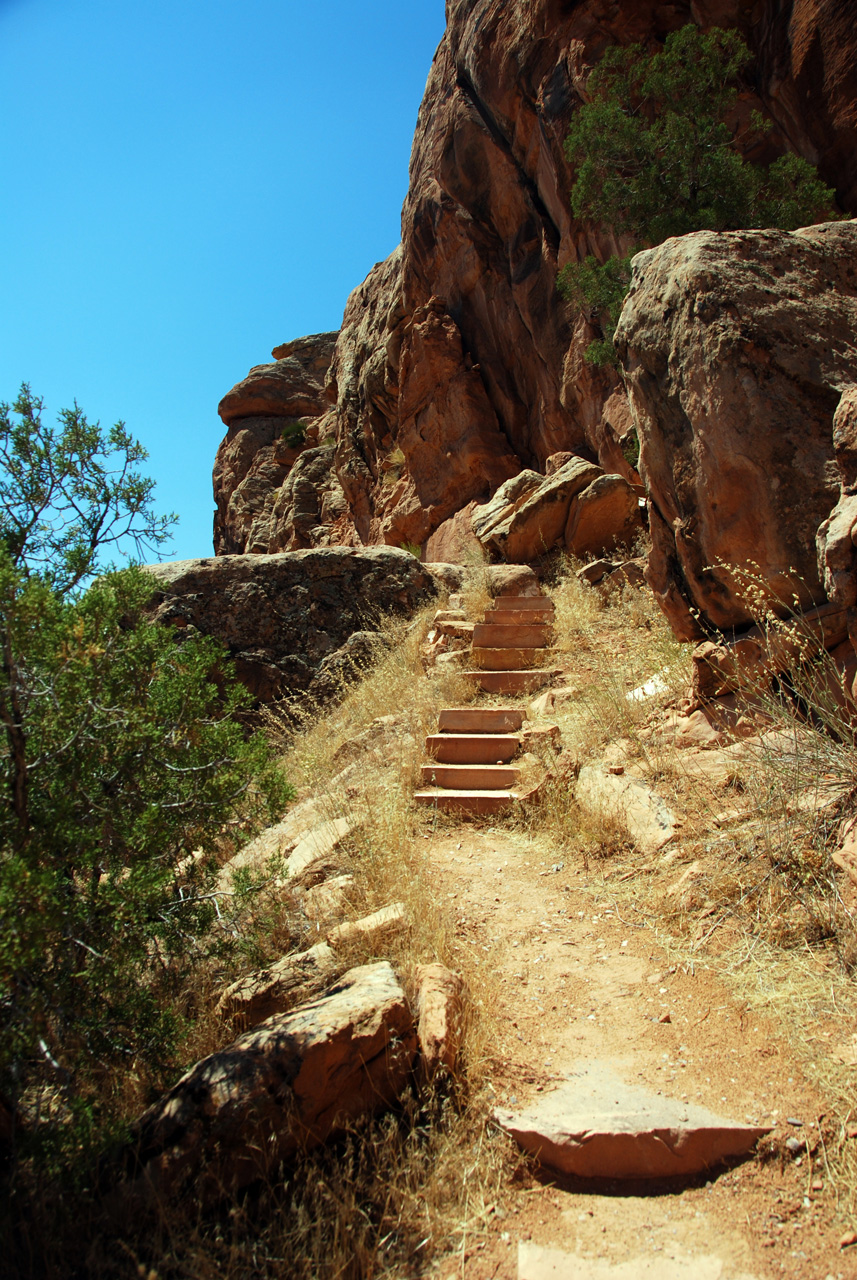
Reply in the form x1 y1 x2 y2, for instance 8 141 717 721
471 457 640 562
144 546 437 709
122 962 416 1202
615 220 857 640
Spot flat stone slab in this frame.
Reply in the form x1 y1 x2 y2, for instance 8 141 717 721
464 669 559 694
485 608 555 626
471 646 545 670
438 707 524 733
414 788 514 815
426 732 519 763
496 1062 771 1180
490 594 554 611
473 622 551 648
420 763 520 789
575 767 675 855
518 1242 759 1279
287 817 353 879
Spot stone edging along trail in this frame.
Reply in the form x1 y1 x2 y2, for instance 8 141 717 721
414 585 847 1280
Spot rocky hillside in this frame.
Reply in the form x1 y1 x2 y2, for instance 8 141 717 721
213 0 857 567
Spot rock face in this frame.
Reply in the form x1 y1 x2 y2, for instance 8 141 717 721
124 962 416 1201
144 546 437 709
213 332 339 555
616 221 857 640
212 2 857 562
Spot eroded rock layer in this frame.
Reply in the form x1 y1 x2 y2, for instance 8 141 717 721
213 0 857 564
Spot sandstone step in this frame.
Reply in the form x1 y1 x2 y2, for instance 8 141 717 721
495 1061 771 1180
471 646 545 671
414 788 515 816
472 622 550 649
425 733 520 763
463 669 559 694
490 595 554 612
484 609 555 627
419 763 520 789
437 707 524 733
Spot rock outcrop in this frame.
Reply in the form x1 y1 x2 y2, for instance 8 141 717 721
144 546 437 710
615 220 857 641
123 962 416 1202
213 1 857 563
213 332 339 555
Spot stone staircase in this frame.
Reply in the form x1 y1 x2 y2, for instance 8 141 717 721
415 591 558 816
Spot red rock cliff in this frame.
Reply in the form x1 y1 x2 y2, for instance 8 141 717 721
213 0 857 560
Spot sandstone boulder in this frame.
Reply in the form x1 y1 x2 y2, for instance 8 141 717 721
414 963 465 1076
215 942 339 1027
565 474 642 558
144 546 437 711
473 459 602 562
575 766 676 855
615 221 857 640
125 962 416 1201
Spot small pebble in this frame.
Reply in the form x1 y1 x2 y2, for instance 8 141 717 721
658 1012 672 1023
787 1117 804 1127
840 1230 857 1249
785 1137 804 1155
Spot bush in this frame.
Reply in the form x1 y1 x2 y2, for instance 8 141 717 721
0 387 291 1172
559 25 840 363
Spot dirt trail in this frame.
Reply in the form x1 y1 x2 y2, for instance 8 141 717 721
425 825 848 1279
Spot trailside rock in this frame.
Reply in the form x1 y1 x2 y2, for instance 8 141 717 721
565 474 642 558
575 766 676 855
215 942 339 1027
414 963 465 1076
144 547 437 710
615 221 857 640
125 962 416 1201
496 1062 771 1179
473 459 602 562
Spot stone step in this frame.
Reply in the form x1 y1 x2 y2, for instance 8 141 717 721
484 608 555 627
437 707 524 733
495 1061 771 1180
471 646 545 671
419 763 520 789
491 595 554 612
425 733 519 763
463 669 559 694
472 622 550 649
413 788 515 816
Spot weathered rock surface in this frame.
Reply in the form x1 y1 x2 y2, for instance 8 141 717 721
414 963 465 1076
616 221 857 640
213 3 857 561
496 1062 771 1179
126 962 416 1200
213 332 338 555
144 546 437 710
328 902 407 949
575 766 676 855
216 942 339 1027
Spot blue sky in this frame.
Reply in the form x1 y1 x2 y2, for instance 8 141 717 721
0 0 447 560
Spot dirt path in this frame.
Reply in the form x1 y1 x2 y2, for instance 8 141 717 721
425 826 849 1280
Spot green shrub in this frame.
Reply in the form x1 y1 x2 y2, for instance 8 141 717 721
0 386 291 1172
559 25 840 363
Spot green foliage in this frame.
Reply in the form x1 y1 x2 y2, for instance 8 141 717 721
561 25 840 362
280 417 306 448
0 387 292 1171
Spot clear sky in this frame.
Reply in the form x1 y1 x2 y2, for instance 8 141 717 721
0 0 447 561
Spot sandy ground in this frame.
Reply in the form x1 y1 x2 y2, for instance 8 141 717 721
423 827 854 1280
